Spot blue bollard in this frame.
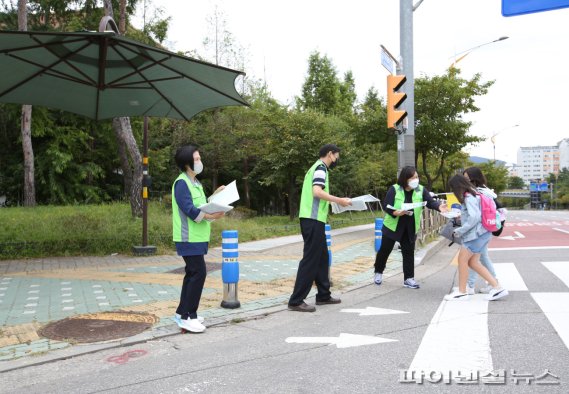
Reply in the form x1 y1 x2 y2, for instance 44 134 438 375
375 218 383 252
325 224 333 286
221 230 240 309
325 224 332 267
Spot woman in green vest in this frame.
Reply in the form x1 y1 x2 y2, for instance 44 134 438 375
373 166 447 289
172 145 225 333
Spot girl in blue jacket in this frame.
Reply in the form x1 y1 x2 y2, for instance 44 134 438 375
445 175 508 302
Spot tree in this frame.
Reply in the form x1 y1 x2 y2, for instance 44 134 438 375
102 0 143 217
507 176 525 189
415 68 492 190
476 162 509 193
18 0 36 206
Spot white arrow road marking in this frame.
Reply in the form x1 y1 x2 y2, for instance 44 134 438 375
285 333 397 348
493 263 528 291
553 228 569 235
340 307 409 316
500 231 525 241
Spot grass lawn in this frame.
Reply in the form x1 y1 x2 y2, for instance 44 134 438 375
0 202 381 259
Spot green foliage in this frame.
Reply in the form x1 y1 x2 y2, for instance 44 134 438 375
415 68 492 189
0 203 377 258
297 51 356 117
475 162 509 193
507 176 525 189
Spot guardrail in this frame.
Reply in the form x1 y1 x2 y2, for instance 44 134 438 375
417 209 446 246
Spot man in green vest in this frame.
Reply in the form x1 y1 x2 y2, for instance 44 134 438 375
288 144 352 312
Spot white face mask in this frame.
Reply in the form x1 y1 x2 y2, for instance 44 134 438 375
408 179 419 189
193 161 203 175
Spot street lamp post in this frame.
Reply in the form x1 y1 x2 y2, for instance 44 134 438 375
450 36 509 69
491 124 519 161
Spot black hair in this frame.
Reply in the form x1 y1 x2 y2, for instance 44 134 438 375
175 145 198 172
319 144 341 158
463 167 487 188
397 166 418 189
448 174 478 204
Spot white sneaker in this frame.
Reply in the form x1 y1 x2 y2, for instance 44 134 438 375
374 273 383 285
486 287 509 301
478 284 493 294
179 318 206 333
175 313 204 324
444 291 469 301
453 286 475 295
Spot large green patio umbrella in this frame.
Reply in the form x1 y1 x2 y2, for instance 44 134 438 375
0 22 248 254
0 29 248 120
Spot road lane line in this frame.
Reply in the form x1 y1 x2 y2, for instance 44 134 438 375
531 293 569 351
409 295 492 375
493 263 528 291
489 246 569 251
553 228 569 235
542 261 569 288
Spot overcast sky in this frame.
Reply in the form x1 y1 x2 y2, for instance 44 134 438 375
137 0 569 164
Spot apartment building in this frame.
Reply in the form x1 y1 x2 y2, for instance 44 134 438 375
517 145 559 183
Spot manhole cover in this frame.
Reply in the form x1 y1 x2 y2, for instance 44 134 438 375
169 261 222 274
38 311 159 343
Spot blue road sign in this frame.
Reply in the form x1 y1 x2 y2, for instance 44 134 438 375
503 0 569 17
540 182 549 191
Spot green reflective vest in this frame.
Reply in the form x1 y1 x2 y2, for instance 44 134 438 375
299 160 329 223
172 173 211 243
383 184 424 233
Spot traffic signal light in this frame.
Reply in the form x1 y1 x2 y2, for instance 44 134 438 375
387 74 407 129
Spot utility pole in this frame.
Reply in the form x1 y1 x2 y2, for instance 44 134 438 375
399 0 415 170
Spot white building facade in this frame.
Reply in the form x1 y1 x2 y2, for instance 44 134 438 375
517 145 560 184
559 138 569 172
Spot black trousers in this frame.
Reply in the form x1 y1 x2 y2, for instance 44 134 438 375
176 254 206 319
289 218 331 306
374 232 416 280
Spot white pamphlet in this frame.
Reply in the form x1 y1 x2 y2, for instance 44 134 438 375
387 201 427 211
198 180 240 216
331 194 380 214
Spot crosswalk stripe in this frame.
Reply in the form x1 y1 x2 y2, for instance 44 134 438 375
409 295 492 374
531 293 569 351
541 262 569 288
493 263 528 291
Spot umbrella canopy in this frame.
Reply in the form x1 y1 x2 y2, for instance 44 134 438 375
0 30 248 120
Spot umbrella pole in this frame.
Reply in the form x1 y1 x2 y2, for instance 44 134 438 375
133 116 156 255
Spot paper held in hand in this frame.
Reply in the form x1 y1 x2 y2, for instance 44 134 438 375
198 180 240 214
331 194 380 214
387 201 427 211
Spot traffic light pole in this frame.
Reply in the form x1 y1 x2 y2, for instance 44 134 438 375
399 0 415 172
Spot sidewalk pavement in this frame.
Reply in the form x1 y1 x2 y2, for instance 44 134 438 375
0 223 446 372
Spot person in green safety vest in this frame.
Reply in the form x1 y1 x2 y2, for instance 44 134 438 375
288 144 352 312
172 145 226 333
373 166 447 289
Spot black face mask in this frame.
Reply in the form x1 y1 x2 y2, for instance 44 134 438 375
329 157 339 170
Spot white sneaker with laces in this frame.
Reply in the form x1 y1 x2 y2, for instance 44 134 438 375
486 287 509 301
179 318 206 333
175 314 204 325
374 273 383 285
403 278 420 289
478 284 493 294
444 291 469 301
455 286 475 295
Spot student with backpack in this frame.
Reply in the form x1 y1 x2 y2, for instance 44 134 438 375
463 167 505 294
445 175 508 301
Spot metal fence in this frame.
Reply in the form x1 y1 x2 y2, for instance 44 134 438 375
417 209 447 246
